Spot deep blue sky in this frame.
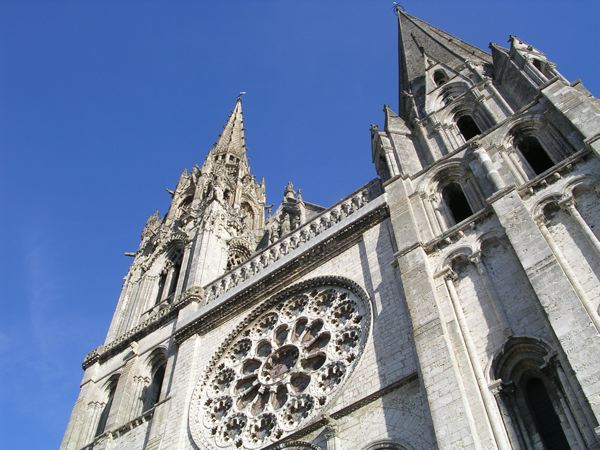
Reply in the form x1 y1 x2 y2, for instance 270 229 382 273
1 1 598 449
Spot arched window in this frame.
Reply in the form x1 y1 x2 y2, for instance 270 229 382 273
516 135 554 175
492 337 587 449
166 253 182 299
456 115 481 141
442 182 473 224
155 246 184 304
95 375 119 437
433 70 449 87
532 58 544 72
143 355 167 412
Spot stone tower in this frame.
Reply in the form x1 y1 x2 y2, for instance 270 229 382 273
61 9 600 450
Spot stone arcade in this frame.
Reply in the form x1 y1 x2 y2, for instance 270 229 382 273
61 9 600 450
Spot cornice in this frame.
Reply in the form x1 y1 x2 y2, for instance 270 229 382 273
82 193 389 369
174 204 389 344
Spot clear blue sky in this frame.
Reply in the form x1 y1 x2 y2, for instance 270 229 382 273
1 1 598 449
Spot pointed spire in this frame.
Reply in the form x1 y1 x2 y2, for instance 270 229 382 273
396 8 492 118
211 95 247 158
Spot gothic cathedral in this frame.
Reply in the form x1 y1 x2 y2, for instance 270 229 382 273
61 9 600 450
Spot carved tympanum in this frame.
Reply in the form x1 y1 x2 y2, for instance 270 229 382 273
189 283 369 449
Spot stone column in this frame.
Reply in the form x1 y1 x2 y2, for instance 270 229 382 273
489 382 525 449
492 383 532 449
469 253 513 337
504 149 529 184
395 246 479 449
492 190 600 422
84 401 104 445
130 375 150 420
473 145 505 192
323 425 337 450
560 198 600 258
535 213 600 334
444 270 512 450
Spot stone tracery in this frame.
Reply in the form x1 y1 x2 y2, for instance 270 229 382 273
189 283 370 449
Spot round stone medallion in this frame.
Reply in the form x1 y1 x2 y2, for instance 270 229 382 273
189 280 370 449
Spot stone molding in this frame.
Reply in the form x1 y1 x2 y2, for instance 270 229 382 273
261 372 418 450
203 180 382 304
174 204 389 345
82 181 386 369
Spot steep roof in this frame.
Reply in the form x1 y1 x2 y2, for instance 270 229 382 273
397 9 492 117
210 96 247 158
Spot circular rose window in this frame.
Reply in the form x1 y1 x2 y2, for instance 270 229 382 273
189 281 370 449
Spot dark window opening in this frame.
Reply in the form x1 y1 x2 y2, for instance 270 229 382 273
433 70 448 87
144 364 166 411
96 378 118 437
155 271 167 305
378 155 390 180
532 58 544 72
517 136 554 175
457 115 481 141
167 261 181 298
442 183 473 224
524 378 570 450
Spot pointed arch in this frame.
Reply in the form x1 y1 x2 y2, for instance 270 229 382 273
95 374 120 437
142 348 168 412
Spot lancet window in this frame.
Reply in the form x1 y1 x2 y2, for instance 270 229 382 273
516 135 554 176
426 165 484 232
492 338 589 449
95 375 119 437
142 351 167 412
456 114 482 141
442 182 474 224
508 121 576 181
155 245 184 305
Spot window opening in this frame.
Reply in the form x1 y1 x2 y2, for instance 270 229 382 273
517 136 554 175
433 70 448 87
167 261 181 298
457 115 481 141
442 183 473 224
95 377 118 436
144 364 166 411
524 378 570 450
155 271 167 305
378 155 391 180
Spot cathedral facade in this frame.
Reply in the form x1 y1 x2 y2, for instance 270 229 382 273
61 10 600 450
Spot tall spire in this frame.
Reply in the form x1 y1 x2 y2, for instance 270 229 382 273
396 8 492 118
211 95 247 158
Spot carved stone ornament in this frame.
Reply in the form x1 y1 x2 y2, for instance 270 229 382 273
189 280 371 449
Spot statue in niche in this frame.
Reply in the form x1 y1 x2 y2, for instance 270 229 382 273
280 213 291 236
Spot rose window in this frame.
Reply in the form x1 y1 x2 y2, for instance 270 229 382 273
189 283 370 449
